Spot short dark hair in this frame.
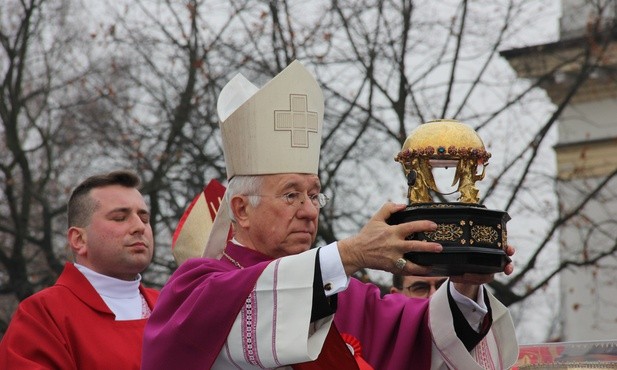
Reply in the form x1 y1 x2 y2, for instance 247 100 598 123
392 273 404 289
68 170 141 227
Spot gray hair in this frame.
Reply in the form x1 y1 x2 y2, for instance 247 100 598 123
225 175 264 222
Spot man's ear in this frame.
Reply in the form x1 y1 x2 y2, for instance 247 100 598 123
67 227 88 257
390 287 400 295
230 195 251 228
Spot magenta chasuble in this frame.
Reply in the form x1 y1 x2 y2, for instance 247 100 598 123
141 243 432 370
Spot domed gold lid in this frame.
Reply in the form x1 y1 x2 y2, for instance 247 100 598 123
395 119 491 165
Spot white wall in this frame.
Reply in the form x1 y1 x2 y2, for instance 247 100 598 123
557 176 617 340
558 98 617 144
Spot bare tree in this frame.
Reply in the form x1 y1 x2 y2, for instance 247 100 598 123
0 0 109 333
315 0 617 341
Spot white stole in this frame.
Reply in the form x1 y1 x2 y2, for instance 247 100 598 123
212 249 333 369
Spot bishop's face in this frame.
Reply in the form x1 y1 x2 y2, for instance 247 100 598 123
238 173 321 259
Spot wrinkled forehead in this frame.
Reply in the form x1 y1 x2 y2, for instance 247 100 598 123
261 173 321 190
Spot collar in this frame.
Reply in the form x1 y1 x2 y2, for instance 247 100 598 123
74 263 142 299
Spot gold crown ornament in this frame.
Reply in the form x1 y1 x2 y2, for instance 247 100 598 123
395 119 491 204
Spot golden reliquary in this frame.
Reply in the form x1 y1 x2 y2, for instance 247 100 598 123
387 119 511 275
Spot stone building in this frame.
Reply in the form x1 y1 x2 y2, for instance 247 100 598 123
502 0 617 341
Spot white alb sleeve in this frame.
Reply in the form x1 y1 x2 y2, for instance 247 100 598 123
318 242 350 296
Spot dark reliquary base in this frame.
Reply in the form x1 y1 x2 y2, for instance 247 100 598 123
387 203 511 275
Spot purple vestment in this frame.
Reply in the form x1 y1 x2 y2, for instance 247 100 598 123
142 243 432 369
142 243 271 369
336 280 432 369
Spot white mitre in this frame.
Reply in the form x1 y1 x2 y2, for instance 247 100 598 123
202 60 325 258
219 60 324 179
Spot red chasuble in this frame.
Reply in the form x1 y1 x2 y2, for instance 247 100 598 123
0 263 159 370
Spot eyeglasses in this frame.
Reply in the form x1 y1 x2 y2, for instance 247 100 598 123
250 191 329 209
404 278 447 298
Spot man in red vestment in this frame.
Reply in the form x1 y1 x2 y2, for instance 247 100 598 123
141 61 519 369
0 170 159 370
